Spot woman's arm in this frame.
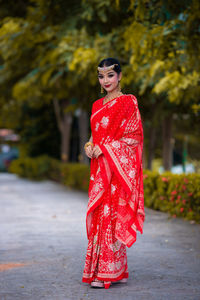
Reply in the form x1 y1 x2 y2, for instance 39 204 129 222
89 134 93 143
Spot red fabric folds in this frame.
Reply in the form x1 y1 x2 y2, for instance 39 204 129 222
82 94 145 283
87 94 145 246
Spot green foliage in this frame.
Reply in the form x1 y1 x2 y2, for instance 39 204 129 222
60 162 90 192
1 100 61 159
9 156 90 191
16 102 61 158
0 0 200 166
8 155 58 180
123 0 200 109
143 170 200 223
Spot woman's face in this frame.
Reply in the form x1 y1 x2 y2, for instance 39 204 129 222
98 69 122 93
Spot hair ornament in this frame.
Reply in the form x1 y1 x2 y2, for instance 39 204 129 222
97 64 118 72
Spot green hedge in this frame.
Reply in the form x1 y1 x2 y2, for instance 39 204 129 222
60 162 90 192
9 156 89 191
9 156 200 223
143 170 200 222
9 155 61 181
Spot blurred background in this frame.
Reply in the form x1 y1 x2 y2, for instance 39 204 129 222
0 3 200 295
0 0 199 174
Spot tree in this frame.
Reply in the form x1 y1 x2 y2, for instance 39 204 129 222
0 0 199 170
122 0 200 170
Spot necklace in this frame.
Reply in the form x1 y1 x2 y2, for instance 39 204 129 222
103 91 123 105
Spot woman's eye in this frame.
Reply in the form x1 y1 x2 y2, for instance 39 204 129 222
108 74 114 78
98 76 103 79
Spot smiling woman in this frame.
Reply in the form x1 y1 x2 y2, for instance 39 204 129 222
97 58 123 103
83 58 145 289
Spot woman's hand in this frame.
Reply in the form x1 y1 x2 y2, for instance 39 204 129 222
92 145 103 159
85 145 94 159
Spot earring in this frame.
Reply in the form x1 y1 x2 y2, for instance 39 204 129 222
101 86 104 94
118 81 121 92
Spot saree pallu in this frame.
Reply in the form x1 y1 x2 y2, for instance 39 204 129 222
82 94 145 283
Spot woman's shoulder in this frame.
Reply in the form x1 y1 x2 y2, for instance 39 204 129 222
94 96 104 104
91 97 104 113
94 96 104 105
120 94 139 107
122 93 138 101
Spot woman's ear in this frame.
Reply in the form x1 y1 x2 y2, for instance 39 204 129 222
118 72 122 81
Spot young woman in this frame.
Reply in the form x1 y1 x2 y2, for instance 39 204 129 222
82 58 145 289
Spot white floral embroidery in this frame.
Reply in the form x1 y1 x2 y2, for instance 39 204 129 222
100 116 109 128
116 261 121 270
121 137 135 145
104 136 111 143
109 240 121 253
95 122 100 131
104 204 110 217
108 262 115 271
129 170 136 178
90 175 94 181
111 141 120 148
111 184 116 194
120 156 128 164
120 119 126 127
105 225 112 245
94 183 101 192
116 222 121 231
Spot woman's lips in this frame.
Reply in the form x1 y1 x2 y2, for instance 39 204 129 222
104 84 111 88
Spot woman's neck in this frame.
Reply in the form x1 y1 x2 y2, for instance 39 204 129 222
104 88 123 102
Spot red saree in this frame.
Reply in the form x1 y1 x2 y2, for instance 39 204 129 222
82 94 145 283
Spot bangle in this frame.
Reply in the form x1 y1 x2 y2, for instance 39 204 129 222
84 141 94 150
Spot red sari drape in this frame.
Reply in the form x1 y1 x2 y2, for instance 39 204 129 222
82 94 145 283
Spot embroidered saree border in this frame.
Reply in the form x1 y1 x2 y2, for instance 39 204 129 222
86 188 104 238
100 143 132 195
90 95 124 123
82 266 129 283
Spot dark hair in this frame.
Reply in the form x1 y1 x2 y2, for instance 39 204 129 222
98 57 121 74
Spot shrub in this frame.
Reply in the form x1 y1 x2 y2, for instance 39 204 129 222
9 156 90 191
61 163 90 192
143 170 200 223
9 155 54 180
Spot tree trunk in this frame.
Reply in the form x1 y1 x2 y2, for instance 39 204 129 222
147 125 156 170
162 115 173 171
78 109 89 164
53 98 72 162
60 113 72 162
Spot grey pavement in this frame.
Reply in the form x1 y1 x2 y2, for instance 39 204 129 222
0 173 200 300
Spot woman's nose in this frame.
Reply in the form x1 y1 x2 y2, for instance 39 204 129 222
103 76 109 84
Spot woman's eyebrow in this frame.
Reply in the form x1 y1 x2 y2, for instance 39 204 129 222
98 71 115 76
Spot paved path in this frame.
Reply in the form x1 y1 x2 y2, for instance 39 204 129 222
0 173 200 300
